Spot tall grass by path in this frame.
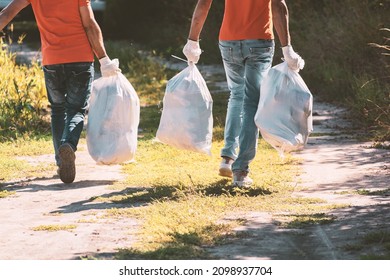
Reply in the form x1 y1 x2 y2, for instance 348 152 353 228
287 0 389 140
0 38 49 141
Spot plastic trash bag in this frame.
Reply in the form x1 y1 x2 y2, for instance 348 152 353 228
156 63 213 155
87 62 140 164
255 62 313 157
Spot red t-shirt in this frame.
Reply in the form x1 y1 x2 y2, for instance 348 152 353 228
27 0 94 65
219 0 274 41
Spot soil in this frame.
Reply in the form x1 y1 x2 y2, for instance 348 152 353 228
207 102 390 260
1 53 389 260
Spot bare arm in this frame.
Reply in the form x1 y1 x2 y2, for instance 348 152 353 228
272 0 290 47
79 4 107 59
0 0 30 31
188 0 213 41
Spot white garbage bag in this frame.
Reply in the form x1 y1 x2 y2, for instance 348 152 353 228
156 63 213 155
87 63 140 164
255 62 313 157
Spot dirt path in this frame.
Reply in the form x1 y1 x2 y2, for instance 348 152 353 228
1 52 389 260
207 101 390 260
0 146 138 260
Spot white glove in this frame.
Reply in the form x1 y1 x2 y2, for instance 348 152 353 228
99 56 121 77
183 39 202 64
282 45 305 71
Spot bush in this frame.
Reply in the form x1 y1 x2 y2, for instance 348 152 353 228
0 38 49 141
103 41 169 106
288 0 389 100
103 0 224 62
350 28 390 139
287 0 389 139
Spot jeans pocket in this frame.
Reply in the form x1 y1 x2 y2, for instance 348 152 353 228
219 43 233 62
249 46 274 63
43 66 61 91
249 47 274 58
68 66 93 107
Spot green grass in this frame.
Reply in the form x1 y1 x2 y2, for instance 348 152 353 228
0 38 49 141
356 188 390 196
0 137 55 182
276 213 337 229
0 190 16 198
31 224 77 232
344 230 390 260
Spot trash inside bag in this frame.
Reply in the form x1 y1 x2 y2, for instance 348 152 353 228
87 64 140 164
255 62 313 157
156 63 213 155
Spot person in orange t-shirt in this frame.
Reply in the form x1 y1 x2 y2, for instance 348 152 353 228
0 0 120 184
183 0 305 187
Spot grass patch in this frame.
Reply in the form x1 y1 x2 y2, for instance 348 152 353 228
369 142 390 150
356 188 390 196
344 230 390 260
0 137 55 182
77 219 98 224
276 213 337 229
0 190 16 198
360 231 390 260
31 224 77 232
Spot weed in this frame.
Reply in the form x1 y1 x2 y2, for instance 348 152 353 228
0 190 16 198
31 224 77 232
346 230 390 260
0 37 49 141
356 188 390 196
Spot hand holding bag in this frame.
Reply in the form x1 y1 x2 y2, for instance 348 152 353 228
87 60 140 164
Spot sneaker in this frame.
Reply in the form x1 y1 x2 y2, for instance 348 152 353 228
219 157 234 178
233 170 253 187
58 143 76 184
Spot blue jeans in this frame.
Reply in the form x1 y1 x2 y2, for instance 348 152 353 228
43 62 94 165
219 39 274 172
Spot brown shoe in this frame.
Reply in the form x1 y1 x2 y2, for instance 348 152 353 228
219 157 234 178
58 143 76 184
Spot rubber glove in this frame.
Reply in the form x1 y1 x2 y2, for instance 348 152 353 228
183 39 202 64
282 45 305 71
99 56 121 77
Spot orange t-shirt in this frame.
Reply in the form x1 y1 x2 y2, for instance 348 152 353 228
27 0 94 65
219 0 274 41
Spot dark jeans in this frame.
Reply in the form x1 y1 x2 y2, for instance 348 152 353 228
43 62 94 165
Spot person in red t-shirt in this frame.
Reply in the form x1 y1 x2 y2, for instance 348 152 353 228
183 0 304 187
0 0 120 183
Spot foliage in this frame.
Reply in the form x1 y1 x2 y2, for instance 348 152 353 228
350 28 389 140
288 0 389 96
0 37 49 141
103 41 170 106
287 0 389 138
103 0 224 62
